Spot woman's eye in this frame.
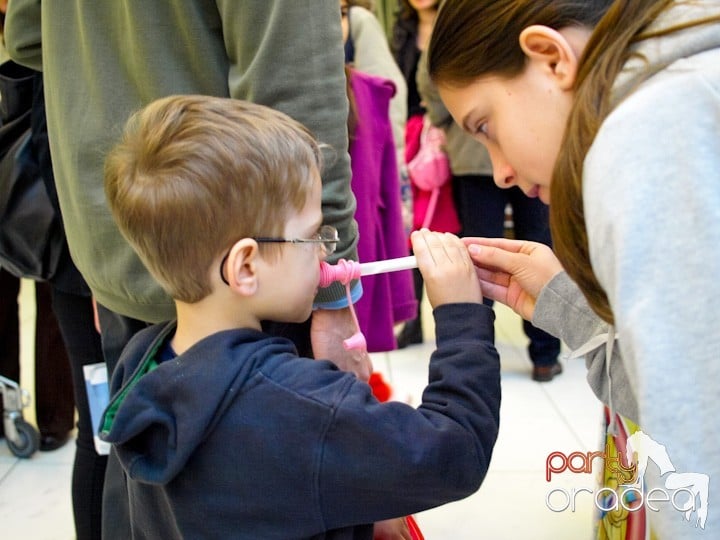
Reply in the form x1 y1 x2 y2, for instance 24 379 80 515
470 121 489 139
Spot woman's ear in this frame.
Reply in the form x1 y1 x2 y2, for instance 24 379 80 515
226 239 259 296
519 25 579 90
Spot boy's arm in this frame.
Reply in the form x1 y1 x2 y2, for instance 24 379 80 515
319 232 501 525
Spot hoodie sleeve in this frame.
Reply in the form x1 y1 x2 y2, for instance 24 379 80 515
318 302 501 527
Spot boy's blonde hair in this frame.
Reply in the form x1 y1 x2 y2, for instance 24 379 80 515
105 95 322 303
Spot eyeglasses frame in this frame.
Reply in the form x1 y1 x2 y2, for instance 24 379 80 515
219 225 339 285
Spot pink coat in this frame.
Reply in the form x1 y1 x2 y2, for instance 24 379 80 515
348 69 417 352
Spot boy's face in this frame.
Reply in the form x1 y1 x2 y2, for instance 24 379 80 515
260 172 327 323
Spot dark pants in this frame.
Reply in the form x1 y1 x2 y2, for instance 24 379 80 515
0 270 75 437
453 175 561 366
0 268 21 393
0 268 104 539
51 287 107 540
35 281 76 437
97 304 313 539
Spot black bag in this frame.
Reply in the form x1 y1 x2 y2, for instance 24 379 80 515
0 61 64 281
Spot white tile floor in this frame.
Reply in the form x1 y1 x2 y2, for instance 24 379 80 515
2 279 604 539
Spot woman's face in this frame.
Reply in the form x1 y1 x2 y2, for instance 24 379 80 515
437 26 589 204
439 70 572 204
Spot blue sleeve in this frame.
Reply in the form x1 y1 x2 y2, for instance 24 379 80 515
318 302 501 526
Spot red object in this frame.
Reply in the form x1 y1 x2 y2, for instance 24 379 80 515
368 372 392 402
406 516 425 540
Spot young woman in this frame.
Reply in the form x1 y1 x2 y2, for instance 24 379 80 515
428 0 720 537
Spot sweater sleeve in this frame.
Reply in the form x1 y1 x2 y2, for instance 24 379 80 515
534 272 638 421
318 302 501 527
217 0 358 304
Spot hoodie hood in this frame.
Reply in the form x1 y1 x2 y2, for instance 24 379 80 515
99 322 299 485
612 0 720 106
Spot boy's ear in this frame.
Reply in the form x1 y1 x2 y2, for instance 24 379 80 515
519 25 579 90
226 239 259 296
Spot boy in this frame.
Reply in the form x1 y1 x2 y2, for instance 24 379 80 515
100 95 501 539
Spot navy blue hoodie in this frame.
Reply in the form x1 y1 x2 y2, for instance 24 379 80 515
100 303 501 539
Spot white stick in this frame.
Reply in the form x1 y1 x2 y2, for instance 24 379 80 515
359 256 418 277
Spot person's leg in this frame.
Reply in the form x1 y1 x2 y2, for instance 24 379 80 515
0 269 21 438
0 269 20 382
34 281 75 449
51 287 107 540
395 265 423 348
453 174 507 314
453 174 506 238
510 189 562 380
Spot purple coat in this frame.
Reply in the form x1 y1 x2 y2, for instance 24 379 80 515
348 69 416 352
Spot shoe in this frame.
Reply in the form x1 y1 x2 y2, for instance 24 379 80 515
396 319 423 349
40 432 70 452
532 362 563 382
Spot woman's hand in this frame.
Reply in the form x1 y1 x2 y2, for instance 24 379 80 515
463 237 563 321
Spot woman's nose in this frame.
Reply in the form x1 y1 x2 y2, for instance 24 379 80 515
489 147 516 189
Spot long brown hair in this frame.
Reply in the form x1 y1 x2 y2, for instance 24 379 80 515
429 0 718 324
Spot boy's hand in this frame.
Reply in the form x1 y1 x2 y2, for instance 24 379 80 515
411 229 482 308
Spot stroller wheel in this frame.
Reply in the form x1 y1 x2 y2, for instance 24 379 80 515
6 419 40 458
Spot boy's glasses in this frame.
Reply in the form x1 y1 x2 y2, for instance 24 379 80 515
220 225 339 285
254 225 339 255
